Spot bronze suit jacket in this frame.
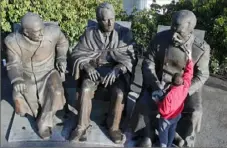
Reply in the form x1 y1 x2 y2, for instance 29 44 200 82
142 30 210 95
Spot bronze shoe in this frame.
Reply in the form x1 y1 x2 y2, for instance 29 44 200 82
137 137 152 147
185 135 196 147
70 125 92 142
38 126 51 140
108 130 125 144
174 133 185 147
79 125 92 141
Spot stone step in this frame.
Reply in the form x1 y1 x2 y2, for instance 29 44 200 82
8 98 137 146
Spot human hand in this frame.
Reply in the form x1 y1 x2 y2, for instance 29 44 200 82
102 67 120 88
56 61 67 73
152 90 164 102
13 80 27 94
183 34 195 53
83 63 100 81
185 49 192 60
152 90 164 97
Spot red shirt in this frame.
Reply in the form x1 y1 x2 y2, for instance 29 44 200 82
158 60 194 119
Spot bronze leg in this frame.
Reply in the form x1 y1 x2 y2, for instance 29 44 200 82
13 90 36 117
107 87 125 131
130 91 157 147
70 79 96 141
106 81 126 144
15 99 22 115
37 72 65 140
77 87 94 129
176 89 203 147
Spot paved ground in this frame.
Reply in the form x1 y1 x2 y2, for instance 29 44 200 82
196 76 227 147
1 65 227 147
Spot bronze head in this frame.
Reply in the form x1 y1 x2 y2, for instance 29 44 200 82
96 2 115 32
21 12 44 42
171 10 197 46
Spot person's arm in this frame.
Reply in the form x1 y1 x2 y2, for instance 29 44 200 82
4 35 23 84
142 36 162 91
114 64 128 74
55 28 69 64
158 60 194 115
158 92 172 115
189 44 210 95
71 29 100 82
114 29 134 74
183 59 194 89
72 30 93 70
152 90 164 103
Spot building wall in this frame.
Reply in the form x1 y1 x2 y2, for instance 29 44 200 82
123 0 179 14
123 0 148 14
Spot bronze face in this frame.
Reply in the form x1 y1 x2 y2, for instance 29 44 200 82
171 20 191 46
98 8 115 32
24 20 44 42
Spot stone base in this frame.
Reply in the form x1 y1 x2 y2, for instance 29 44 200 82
7 99 135 146
8 112 65 142
7 84 139 146
70 121 124 147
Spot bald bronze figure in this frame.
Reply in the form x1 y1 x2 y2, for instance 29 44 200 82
131 10 210 147
69 2 136 144
4 12 69 139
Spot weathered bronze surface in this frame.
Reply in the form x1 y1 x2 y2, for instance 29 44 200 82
69 2 137 144
4 12 69 139
131 10 210 147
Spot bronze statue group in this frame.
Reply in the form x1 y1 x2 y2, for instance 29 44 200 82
4 2 210 147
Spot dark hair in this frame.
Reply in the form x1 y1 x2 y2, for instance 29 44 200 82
172 73 183 86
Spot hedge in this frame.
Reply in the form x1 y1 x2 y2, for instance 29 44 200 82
1 0 123 45
1 0 227 75
121 0 227 75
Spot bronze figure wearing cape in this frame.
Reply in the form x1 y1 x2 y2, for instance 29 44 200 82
69 2 137 144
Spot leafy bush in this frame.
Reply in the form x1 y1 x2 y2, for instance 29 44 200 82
121 0 227 75
1 0 123 45
1 0 227 75
163 0 227 74
121 9 157 56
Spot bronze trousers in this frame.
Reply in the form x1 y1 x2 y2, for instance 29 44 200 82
131 88 203 144
76 77 127 131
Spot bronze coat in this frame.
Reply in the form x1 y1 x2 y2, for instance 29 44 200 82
4 24 69 121
71 25 137 87
142 30 210 95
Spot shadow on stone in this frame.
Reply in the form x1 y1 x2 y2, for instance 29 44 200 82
176 113 193 140
1 66 14 108
205 78 227 92
5 111 15 142
61 112 78 140
25 114 40 137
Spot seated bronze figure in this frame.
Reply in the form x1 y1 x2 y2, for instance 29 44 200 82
4 12 69 139
131 10 210 147
69 2 137 144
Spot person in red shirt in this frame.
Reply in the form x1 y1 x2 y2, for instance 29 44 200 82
153 50 194 147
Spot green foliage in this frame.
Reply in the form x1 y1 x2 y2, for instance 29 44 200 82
218 57 227 76
121 0 227 74
1 0 227 75
121 9 157 55
160 0 227 75
210 55 220 74
1 0 123 45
